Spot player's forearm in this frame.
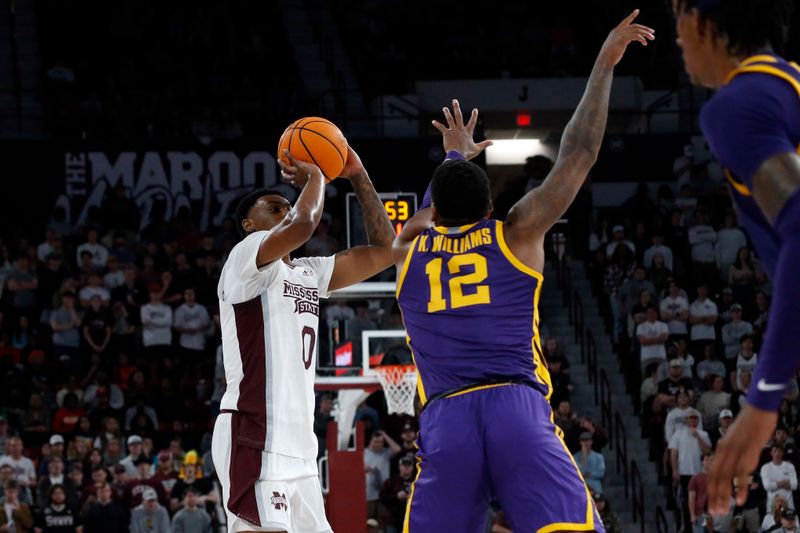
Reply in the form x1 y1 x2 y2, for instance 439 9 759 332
290 172 326 230
350 170 394 247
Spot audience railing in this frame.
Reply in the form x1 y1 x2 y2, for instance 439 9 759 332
631 459 645 533
656 505 669 533
599 367 612 448
614 411 629 498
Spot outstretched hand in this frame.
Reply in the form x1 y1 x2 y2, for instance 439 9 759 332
432 99 493 161
598 9 655 68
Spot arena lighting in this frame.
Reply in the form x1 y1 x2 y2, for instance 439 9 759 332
485 139 544 165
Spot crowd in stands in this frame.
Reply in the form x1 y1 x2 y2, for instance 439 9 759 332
586 148 794 532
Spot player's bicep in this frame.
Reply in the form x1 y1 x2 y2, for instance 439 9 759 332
328 246 392 292
751 151 800 224
392 207 432 265
255 217 316 267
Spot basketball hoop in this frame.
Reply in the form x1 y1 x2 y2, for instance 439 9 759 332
373 365 418 416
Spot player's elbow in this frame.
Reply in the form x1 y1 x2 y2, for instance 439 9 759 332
287 214 318 242
559 145 598 171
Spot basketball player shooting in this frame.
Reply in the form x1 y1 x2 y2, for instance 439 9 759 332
211 145 395 533
670 0 800 516
393 12 653 533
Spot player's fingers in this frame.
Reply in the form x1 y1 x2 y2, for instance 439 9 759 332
630 23 655 34
431 120 448 133
617 8 639 28
708 449 736 515
476 139 494 151
466 108 478 133
442 106 455 129
452 99 465 128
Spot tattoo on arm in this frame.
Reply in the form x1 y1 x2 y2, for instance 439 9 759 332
559 62 614 162
752 152 800 224
350 171 395 246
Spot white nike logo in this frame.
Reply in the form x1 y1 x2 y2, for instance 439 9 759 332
757 379 788 392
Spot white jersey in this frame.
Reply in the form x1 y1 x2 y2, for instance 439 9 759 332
218 231 335 460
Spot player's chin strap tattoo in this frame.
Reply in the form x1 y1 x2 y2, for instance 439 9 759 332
349 170 396 247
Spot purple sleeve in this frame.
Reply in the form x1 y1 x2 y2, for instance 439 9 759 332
700 74 798 184
419 151 465 210
748 191 800 410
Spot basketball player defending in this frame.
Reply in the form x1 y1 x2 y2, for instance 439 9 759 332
212 145 394 533
670 0 800 515
393 12 653 533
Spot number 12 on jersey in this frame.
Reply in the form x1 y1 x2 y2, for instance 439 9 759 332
424 253 491 312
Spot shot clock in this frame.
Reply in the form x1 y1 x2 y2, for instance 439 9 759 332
346 192 417 248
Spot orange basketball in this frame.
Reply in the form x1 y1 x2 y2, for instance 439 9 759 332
277 117 348 182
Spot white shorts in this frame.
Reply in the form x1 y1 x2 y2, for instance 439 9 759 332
212 412 333 533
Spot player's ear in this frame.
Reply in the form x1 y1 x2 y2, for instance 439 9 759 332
241 217 253 234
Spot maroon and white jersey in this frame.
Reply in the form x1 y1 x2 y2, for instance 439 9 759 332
218 231 335 460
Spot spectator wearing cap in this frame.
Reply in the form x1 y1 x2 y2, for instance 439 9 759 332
36 435 66 479
573 432 605 494
777 507 800 533
659 280 689 338
665 390 704 445
151 451 179 495
695 344 726 383
721 304 753 362
643 232 674 271
636 306 670 374
34 483 82 533
169 451 217 515
696 375 730 427
656 341 695 382
0 437 36 488
762 443 798 512
123 456 167 510
171 485 212 533
129 487 169 533
605 225 635 259
0 479 34 533
732 334 758 392
118 435 145 479
669 409 711 532
688 284 718 356
140 284 173 363
688 209 718 289
49 293 82 362
379 453 417 532
81 482 127 533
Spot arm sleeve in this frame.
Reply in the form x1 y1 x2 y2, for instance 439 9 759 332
748 193 800 410
668 431 679 450
292 256 337 299
220 231 281 304
700 75 798 184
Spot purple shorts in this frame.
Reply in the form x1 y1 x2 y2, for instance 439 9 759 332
404 384 604 533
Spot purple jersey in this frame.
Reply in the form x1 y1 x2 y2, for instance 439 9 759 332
396 219 551 403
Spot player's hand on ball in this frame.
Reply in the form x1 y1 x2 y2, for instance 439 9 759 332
432 99 493 161
278 149 324 188
598 9 655 68
339 145 366 180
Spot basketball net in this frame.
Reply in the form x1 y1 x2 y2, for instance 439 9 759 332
373 365 417 416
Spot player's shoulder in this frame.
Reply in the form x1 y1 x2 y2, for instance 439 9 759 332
702 69 795 129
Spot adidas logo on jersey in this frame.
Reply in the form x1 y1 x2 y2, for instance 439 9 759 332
271 491 288 511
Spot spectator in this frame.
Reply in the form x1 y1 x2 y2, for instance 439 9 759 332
573 432 605 494
111 268 146 317
0 464 32 505
6 257 38 314
84 373 124 411
754 290 770 339
761 428 800 471
761 444 798 511
605 225 635 259
38 435 66 478
643 232 674 271
565 412 609 453
687 209 718 289
379 453 416 533
53 394 85 436
123 457 168 510
170 486 212 533
762 495 791 533
594 494 621 533
0 480 34 533
640 362 660 410
604 244 635 345
324 299 355 322
659 280 689 338
731 370 752 416
36 456 78 508
695 344 726 383
665 390 704 444
398 421 417 456
554 400 578 435
169 451 218 515
173 288 210 360
76 230 108 271
696 375 730 426
648 252 673 296
733 334 758 392
364 430 400 522
721 303 753 362
621 267 658 319
728 246 763 311
81 296 112 358
0 417 15 453
129 488 169 533
34 484 81 533
777 507 800 533
81 482 127 533
715 212 747 281
49 293 82 362
140 284 172 362
123 401 158 435
636 306 669 373
688 284 718 356
118 436 146 479
0 437 36 488
548 357 572 407
669 410 711 532
687 454 710 533
151 451 178 496
78 275 110 309
314 393 334 459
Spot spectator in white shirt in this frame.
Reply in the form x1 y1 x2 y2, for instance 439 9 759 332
636 306 670 372
0 437 36 488
37 227 59 263
761 444 798 511
689 285 718 354
78 273 111 308
696 344 726 382
660 280 689 337
733 335 758 392
76 228 109 270
715 212 747 282
697 375 731 426
720 304 753 362
605 225 635 259
140 284 173 359
688 209 718 289
669 410 711 529
643 233 674 271
665 390 704 444
173 288 211 356
103 256 125 290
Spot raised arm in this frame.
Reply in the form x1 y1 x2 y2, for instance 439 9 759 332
503 11 654 256
327 147 396 291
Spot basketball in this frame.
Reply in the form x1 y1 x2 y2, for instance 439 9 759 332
277 117 348 181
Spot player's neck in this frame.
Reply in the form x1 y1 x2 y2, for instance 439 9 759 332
713 47 775 88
